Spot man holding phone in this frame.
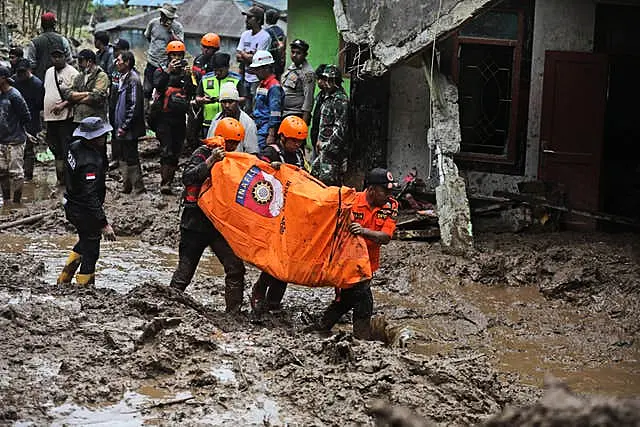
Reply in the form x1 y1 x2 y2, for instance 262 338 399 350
143 3 184 104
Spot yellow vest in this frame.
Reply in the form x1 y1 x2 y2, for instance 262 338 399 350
201 73 241 126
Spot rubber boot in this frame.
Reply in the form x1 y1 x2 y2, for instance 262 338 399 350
224 281 244 314
120 163 132 194
161 165 176 195
24 157 34 181
353 317 373 341
129 164 146 194
250 279 268 311
57 251 82 284
75 273 95 286
55 160 65 185
1 177 10 202
159 165 171 194
12 178 23 204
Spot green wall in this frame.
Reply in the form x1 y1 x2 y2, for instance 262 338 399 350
287 0 350 92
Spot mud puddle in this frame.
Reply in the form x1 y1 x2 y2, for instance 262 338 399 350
0 233 223 292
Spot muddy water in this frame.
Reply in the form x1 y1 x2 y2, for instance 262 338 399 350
1 234 223 292
376 279 640 398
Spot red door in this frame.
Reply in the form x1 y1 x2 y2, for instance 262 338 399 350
539 51 608 214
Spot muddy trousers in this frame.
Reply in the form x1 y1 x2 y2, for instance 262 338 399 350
0 143 25 202
252 272 287 310
170 227 246 312
46 119 74 183
320 280 373 339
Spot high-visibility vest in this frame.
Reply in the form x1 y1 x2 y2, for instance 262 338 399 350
201 72 241 127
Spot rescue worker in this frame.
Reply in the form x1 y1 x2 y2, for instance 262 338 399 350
249 50 284 150
311 64 349 186
195 53 244 139
281 39 315 124
152 40 195 194
169 118 248 313
207 82 259 155
113 51 145 194
192 33 220 83
251 116 308 315
314 168 398 340
57 117 116 286
26 12 73 81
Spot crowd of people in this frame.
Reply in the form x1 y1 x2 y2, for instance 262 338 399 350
0 4 398 340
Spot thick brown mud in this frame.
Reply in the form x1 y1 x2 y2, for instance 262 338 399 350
1 159 639 425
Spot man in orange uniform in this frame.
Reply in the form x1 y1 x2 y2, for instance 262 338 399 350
315 168 398 339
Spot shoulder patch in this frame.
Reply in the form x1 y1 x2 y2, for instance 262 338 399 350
85 172 96 181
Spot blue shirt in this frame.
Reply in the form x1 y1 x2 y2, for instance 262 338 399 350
13 75 44 135
0 87 31 144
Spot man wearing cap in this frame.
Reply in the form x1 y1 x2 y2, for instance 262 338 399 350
281 39 315 124
143 3 184 103
27 12 72 81
55 49 109 125
196 52 244 138
43 45 79 185
311 64 350 186
236 5 271 112
94 31 115 77
207 82 259 155
315 168 398 340
57 117 116 286
249 50 284 150
9 47 24 76
12 59 44 182
108 39 130 168
0 65 31 204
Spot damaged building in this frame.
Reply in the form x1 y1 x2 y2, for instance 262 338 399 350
288 0 640 242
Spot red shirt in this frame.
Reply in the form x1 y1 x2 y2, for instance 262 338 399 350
352 192 398 272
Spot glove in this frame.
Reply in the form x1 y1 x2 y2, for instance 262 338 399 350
270 161 282 170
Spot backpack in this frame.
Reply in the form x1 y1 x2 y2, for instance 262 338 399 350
265 27 285 75
163 86 189 114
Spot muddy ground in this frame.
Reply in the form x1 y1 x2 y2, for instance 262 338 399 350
1 150 639 426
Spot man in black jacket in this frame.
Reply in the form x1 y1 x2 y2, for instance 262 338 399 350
57 117 116 286
169 118 247 313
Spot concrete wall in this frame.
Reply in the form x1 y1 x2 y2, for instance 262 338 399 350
386 59 432 182
465 0 597 195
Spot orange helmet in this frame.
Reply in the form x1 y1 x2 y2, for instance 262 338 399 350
215 118 245 142
278 116 308 139
166 40 185 53
202 135 225 148
201 33 220 48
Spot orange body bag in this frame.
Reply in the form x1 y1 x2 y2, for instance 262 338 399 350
197 152 372 288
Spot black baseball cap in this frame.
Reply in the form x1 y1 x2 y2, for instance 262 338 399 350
211 52 230 69
366 168 398 189
15 58 31 71
77 49 96 62
114 38 130 50
0 66 11 78
290 39 309 52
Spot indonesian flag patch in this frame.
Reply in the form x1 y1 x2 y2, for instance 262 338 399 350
85 172 96 181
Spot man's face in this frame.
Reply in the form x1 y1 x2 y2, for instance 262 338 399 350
225 139 241 152
317 76 329 91
16 69 29 81
368 185 392 207
9 54 19 66
94 39 104 50
253 65 270 80
221 99 238 116
283 137 303 153
51 52 65 69
201 45 216 57
115 54 127 73
290 48 306 66
213 66 228 79
78 58 89 72
160 14 173 27
245 15 257 30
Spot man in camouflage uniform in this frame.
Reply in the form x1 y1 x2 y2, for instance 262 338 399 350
311 64 349 186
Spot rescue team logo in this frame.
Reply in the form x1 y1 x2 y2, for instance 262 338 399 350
236 166 284 218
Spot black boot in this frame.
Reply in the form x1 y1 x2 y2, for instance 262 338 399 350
129 164 146 194
225 280 245 314
55 160 65 185
120 164 132 194
1 178 10 202
12 178 23 204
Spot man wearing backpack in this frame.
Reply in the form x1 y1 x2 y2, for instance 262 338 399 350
265 9 286 81
26 12 73 81
152 40 195 194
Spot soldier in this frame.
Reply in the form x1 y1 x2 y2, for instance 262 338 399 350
311 64 349 186
170 118 248 313
281 39 315 124
57 117 116 286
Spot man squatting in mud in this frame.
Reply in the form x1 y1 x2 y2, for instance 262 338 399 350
311 168 399 339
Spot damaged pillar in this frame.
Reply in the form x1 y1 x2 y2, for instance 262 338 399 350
425 60 473 251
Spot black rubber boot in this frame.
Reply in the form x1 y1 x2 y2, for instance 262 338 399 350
12 178 23 204
129 164 146 194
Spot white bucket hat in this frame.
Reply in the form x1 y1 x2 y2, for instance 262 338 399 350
249 50 274 68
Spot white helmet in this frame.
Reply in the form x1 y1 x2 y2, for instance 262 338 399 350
249 50 274 68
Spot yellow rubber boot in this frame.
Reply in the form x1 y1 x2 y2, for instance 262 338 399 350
75 273 95 286
56 251 82 284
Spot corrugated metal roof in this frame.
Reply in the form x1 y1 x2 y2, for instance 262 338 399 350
96 0 246 39
93 0 184 6
237 0 287 12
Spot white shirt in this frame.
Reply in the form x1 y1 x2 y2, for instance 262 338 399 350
236 29 271 83
207 110 259 155
43 64 79 122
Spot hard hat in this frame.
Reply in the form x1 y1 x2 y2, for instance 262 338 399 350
219 82 240 101
201 33 220 48
215 118 245 142
278 116 308 140
166 40 185 53
202 135 225 148
249 50 274 68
